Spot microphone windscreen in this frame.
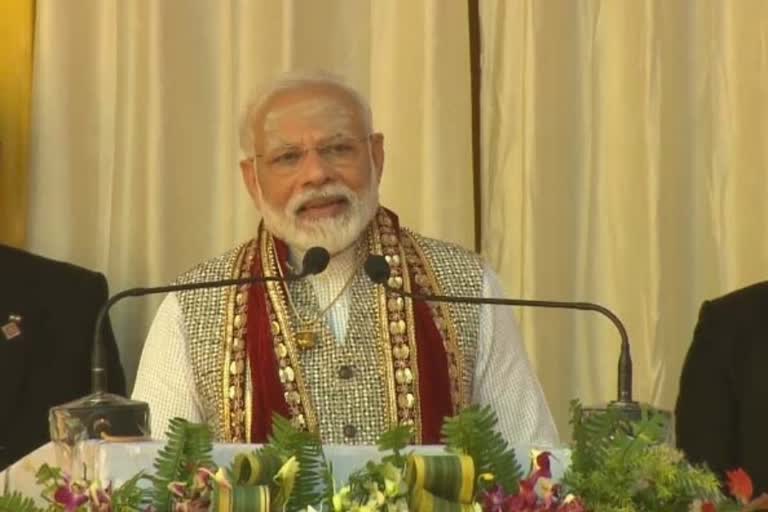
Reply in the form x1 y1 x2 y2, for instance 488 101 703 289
302 247 330 276
364 254 390 284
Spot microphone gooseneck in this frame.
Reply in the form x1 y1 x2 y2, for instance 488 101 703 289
363 254 636 409
77 245 331 441
91 246 330 395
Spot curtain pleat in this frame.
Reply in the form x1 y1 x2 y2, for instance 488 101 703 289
28 0 474 389
481 0 768 436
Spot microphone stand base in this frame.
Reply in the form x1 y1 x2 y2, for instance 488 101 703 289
581 401 673 443
49 392 151 446
607 399 643 421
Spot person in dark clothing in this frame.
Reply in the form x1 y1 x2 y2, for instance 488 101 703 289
676 281 768 493
0 244 125 469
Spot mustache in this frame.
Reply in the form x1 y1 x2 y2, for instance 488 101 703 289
288 185 356 216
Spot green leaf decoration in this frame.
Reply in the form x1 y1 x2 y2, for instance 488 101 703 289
230 450 283 486
111 470 150 511
440 404 523 495
0 492 44 512
377 424 412 468
564 399 722 512
150 416 214 512
33 463 62 486
266 414 329 512
377 424 412 453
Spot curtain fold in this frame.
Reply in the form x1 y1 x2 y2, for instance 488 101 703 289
28 0 474 390
481 0 768 436
0 0 34 248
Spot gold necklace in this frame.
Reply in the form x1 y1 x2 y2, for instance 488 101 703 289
277 244 364 350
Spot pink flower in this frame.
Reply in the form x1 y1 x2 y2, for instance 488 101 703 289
193 467 215 489
168 481 187 498
173 498 211 512
480 452 585 512
530 452 552 481
480 484 517 512
53 483 89 511
500 479 539 511
88 480 113 510
537 480 559 507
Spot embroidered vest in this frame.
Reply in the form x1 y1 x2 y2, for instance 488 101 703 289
174 208 483 443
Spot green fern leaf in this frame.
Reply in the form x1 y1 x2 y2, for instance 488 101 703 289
377 424 412 468
267 415 330 512
441 404 523 494
111 470 150 510
377 424 412 454
0 492 44 512
33 463 62 486
150 417 213 512
564 400 723 512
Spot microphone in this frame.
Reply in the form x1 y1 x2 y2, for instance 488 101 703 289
49 247 330 443
363 254 639 416
300 246 331 279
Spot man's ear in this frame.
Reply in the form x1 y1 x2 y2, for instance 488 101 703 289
240 158 261 208
370 133 385 184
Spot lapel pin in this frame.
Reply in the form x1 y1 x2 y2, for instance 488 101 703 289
1 314 23 341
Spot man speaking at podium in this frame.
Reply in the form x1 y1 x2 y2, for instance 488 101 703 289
132 71 557 446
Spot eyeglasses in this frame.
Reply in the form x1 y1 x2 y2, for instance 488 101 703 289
254 134 372 175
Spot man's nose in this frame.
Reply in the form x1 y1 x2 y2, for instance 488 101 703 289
299 147 334 185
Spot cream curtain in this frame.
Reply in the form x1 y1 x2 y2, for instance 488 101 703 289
27 0 475 390
481 0 768 435
28 0 768 438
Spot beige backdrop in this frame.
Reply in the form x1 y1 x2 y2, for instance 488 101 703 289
27 0 768 438
27 0 474 398
480 0 768 434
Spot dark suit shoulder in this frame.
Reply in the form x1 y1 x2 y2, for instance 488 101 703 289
704 281 768 326
0 244 106 290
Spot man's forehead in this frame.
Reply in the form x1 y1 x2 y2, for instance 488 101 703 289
263 87 361 127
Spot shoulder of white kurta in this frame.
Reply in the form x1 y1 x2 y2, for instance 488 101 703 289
174 240 254 284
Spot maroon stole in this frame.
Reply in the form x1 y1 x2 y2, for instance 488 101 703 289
245 209 458 443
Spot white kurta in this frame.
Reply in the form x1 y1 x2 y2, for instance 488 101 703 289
132 247 560 447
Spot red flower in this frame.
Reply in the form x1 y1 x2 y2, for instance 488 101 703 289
480 484 515 512
701 502 717 512
534 452 552 476
727 468 754 504
517 479 538 508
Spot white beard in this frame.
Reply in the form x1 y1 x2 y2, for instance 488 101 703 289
258 177 379 256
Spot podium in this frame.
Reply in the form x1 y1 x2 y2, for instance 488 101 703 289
1 440 571 505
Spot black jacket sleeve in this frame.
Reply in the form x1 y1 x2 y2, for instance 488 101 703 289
675 300 738 478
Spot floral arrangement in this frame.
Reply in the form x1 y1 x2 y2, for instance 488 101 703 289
1 402 766 512
0 463 145 512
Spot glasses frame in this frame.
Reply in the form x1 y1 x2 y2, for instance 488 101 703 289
252 134 374 173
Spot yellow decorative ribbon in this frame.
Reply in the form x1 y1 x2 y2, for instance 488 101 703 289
212 451 294 512
405 454 476 511
214 483 270 512
231 451 283 485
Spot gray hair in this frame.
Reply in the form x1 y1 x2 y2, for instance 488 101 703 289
239 70 373 157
